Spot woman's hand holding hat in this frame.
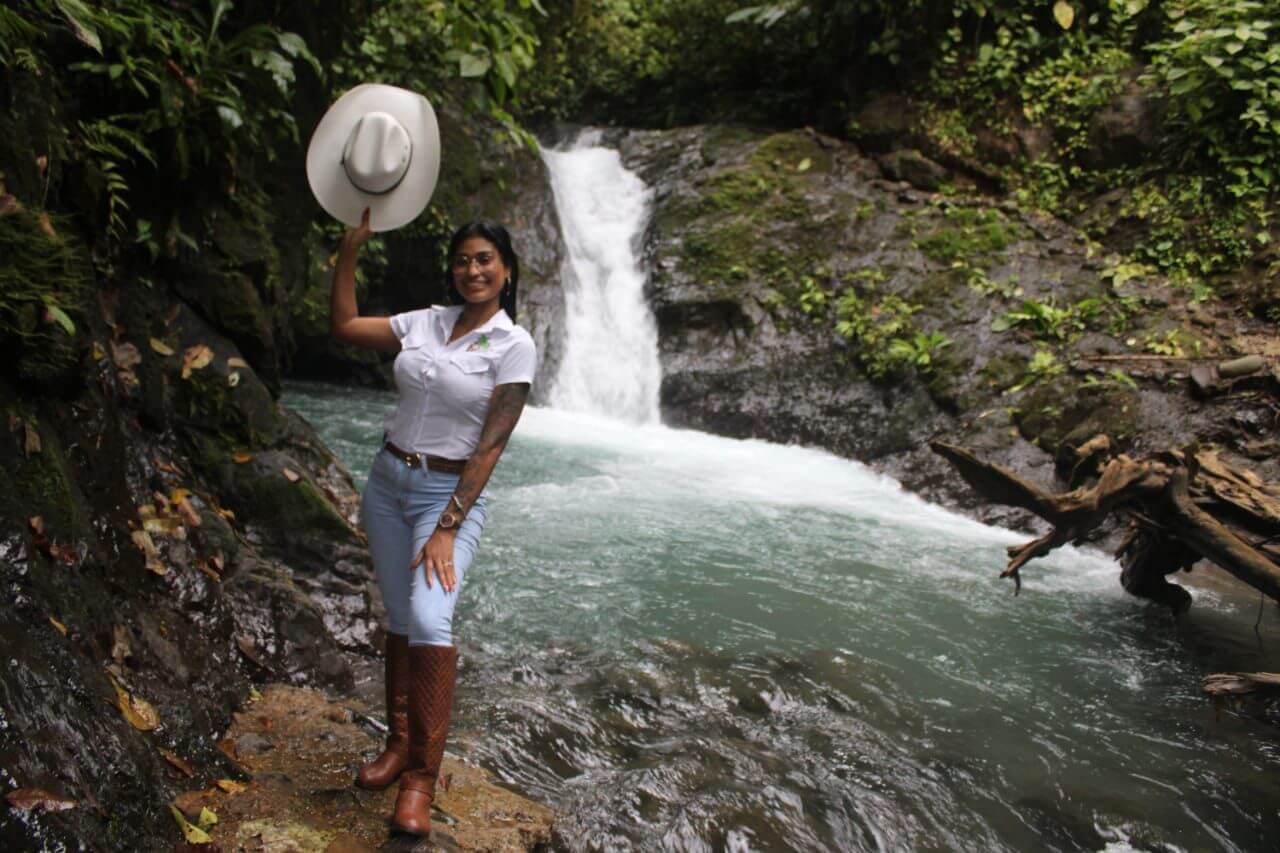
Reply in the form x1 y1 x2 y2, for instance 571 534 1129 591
340 207 374 253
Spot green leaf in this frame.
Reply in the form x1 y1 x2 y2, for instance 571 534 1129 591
459 52 491 78
44 304 75 336
54 0 102 54
1052 1 1075 30
493 52 517 88
217 105 243 129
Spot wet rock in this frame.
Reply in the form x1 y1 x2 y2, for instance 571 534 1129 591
850 92 922 153
1014 119 1055 162
974 127 1020 167
235 732 275 755
1083 79 1164 170
876 149 949 191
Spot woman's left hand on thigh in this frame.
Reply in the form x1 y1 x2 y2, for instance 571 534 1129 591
411 529 458 593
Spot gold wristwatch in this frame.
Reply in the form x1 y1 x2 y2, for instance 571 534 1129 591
437 496 465 531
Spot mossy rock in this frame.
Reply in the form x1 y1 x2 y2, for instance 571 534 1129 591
914 206 1021 268
0 382 94 542
172 267 276 379
750 131 833 174
225 450 351 540
980 352 1029 393
1014 378 1139 454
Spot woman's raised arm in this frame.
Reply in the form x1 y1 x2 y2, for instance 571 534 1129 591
330 207 400 352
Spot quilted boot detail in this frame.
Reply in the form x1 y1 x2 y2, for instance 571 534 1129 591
356 632 411 790
391 644 458 836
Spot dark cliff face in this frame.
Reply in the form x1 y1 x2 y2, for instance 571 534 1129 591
0 282 379 848
608 125 1279 530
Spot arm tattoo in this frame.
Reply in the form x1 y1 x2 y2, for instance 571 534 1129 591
448 383 530 519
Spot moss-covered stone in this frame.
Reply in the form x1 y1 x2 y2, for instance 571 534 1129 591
1014 377 1140 453
914 206 1022 267
750 131 833 173
226 450 352 540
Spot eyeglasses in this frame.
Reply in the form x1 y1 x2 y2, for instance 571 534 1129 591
451 251 499 271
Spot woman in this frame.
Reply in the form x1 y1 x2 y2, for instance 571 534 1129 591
330 209 536 836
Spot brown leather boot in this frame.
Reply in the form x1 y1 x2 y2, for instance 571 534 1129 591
355 632 410 790
391 644 458 837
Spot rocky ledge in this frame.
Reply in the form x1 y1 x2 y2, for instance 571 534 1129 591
606 124 1278 538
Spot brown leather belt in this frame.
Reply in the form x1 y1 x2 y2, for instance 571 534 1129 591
383 440 467 474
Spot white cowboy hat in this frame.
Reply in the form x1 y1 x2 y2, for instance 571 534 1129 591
305 83 441 232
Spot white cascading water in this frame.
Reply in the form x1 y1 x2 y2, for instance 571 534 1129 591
540 132 661 424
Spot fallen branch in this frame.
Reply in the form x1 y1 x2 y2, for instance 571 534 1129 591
929 438 1280 610
1202 672 1280 697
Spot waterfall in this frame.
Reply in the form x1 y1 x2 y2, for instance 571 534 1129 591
541 133 661 424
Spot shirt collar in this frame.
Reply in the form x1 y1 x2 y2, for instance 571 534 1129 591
436 304 514 339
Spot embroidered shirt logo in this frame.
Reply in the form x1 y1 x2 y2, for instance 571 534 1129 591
466 334 491 352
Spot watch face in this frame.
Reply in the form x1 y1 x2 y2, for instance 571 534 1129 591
440 511 459 529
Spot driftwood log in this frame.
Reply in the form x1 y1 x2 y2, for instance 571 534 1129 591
929 438 1280 614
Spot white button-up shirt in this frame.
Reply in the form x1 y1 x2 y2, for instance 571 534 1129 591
384 305 537 459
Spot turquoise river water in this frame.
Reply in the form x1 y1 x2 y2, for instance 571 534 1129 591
285 383 1278 852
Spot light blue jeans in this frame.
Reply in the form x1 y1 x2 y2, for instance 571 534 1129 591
360 447 488 647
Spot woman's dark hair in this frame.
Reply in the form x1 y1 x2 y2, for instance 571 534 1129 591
443 221 520 322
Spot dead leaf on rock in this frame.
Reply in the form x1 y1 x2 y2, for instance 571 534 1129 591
176 496 202 528
111 341 142 369
169 805 213 844
112 625 132 664
5 787 77 812
91 341 106 361
149 338 175 356
130 529 168 576
232 453 253 464
143 516 184 537
161 749 197 778
227 357 249 369
181 345 214 379
214 779 246 795
49 616 68 635
282 468 300 483
108 671 160 731
236 635 270 670
24 422 41 456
